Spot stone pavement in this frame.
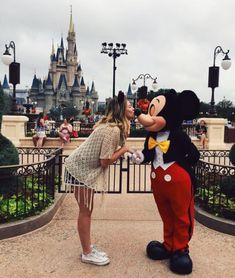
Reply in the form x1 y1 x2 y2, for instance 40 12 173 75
0 193 235 278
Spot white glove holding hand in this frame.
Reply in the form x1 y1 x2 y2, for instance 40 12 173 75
127 148 144 164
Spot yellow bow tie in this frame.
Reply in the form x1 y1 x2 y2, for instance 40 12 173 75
148 136 170 153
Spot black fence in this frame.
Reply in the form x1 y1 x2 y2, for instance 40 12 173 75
1 147 234 223
0 147 62 223
195 150 235 221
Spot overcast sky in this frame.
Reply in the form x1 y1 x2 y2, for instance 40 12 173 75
0 0 235 103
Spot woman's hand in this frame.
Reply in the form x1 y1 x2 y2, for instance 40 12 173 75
124 145 135 154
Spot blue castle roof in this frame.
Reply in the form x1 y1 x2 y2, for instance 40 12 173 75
2 74 9 89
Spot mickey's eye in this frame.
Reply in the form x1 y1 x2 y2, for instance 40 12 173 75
149 104 155 116
148 95 166 116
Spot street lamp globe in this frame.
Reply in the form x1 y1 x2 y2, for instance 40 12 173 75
221 54 231 70
2 49 13 65
131 80 138 91
152 79 158 91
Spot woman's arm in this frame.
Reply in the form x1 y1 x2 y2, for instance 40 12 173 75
68 124 73 133
100 145 131 167
59 124 63 131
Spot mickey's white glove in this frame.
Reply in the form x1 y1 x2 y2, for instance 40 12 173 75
127 149 144 164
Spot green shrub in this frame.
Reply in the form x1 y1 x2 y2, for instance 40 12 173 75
220 176 235 198
130 128 147 137
0 133 20 195
229 144 235 166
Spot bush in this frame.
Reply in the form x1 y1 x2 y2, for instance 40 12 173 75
220 176 235 198
130 128 147 137
0 134 20 195
229 144 235 166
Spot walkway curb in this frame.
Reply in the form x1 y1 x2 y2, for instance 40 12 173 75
0 193 66 240
195 205 235 236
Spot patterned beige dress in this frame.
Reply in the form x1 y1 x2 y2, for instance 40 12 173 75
64 123 123 207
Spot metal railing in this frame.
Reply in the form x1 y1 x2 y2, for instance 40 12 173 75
1 147 234 223
0 147 62 223
195 150 235 221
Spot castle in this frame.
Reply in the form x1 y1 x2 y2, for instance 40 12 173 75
29 11 98 115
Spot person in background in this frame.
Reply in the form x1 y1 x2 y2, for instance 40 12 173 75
58 118 73 147
64 91 134 266
32 112 47 148
195 119 208 149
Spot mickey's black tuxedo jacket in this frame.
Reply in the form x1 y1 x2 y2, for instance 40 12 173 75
142 129 200 186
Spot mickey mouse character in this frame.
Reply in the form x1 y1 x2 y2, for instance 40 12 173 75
133 89 200 275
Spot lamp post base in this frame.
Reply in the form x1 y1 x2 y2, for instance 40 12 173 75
208 107 217 117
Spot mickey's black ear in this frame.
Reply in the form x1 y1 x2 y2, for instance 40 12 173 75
117 90 125 104
177 90 200 119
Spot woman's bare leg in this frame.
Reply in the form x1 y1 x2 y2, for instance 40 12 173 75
59 133 66 147
37 138 43 148
200 134 206 149
75 187 94 255
32 135 38 147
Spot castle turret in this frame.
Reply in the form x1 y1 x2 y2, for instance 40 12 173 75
2 74 10 94
90 81 98 113
77 64 82 79
44 72 54 113
80 76 86 97
50 40 57 89
71 74 82 110
66 7 78 87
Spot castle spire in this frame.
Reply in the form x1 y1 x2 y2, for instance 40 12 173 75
60 35 64 49
51 39 55 55
69 5 74 33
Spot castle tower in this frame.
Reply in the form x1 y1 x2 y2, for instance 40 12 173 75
71 74 81 110
66 7 78 87
44 72 54 113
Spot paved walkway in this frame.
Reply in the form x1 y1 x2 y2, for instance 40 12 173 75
0 194 235 278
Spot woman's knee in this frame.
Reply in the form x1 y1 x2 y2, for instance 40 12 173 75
75 187 94 212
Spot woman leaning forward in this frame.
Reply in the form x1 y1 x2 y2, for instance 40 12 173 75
64 91 134 266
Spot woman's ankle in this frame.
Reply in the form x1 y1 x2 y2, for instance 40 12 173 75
83 247 92 255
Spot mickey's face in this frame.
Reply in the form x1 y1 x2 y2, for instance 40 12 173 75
135 95 167 132
148 95 166 117
135 89 199 132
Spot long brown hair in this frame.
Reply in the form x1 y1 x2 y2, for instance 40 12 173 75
95 91 130 142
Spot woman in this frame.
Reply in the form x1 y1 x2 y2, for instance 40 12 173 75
32 113 47 148
195 120 208 149
59 118 73 147
64 91 134 266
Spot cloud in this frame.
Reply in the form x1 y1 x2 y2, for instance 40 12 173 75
0 0 235 104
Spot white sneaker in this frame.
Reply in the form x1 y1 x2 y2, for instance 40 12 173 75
81 250 110 266
91 245 108 257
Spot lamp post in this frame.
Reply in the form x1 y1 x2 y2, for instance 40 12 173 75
23 96 33 114
208 46 231 116
91 100 95 114
1 41 20 114
101 42 128 98
131 73 158 107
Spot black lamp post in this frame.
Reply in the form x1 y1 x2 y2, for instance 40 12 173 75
131 73 158 107
23 96 33 114
208 46 231 116
101 42 127 98
2 41 20 114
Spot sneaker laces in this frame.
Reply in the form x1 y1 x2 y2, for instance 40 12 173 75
91 245 108 257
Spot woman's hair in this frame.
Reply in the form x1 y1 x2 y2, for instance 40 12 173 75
36 112 44 127
95 91 130 141
199 120 206 125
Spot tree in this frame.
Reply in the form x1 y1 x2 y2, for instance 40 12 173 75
216 97 234 118
0 83 20 195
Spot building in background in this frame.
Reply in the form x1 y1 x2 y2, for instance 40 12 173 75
29 10 98 115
